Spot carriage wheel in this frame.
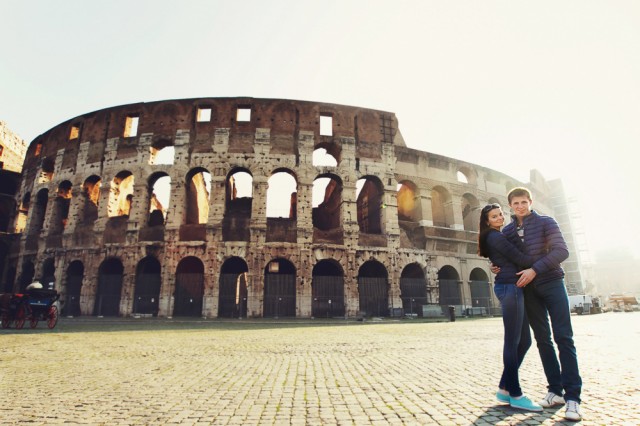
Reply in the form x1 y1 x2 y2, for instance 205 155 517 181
47 305 59 329
30 316 39 328
15 304 26 329
1 313 10 329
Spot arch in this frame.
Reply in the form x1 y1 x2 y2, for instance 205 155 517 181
263 258 296 318
461 193 480 232
174 256 204 317
397 180 421 222
148 172 171 226
108 171 134 217
225 168 253 216
64 260 84 317
357 260 389 316
133 256 161 316
18 259 35 291
29 188 49 235
149 138 175 165
41 258 56 289
38 157 55 183
185 168 211 224
311 259 345 317
50 181 73 234
469 267 492 312
400 263 428 316
438 265 461 306
266 170 297 219
431 186 453 228
82 175 101 224
356 176 384 234
312 146 338 167
94 258 124 316
218 256 249 318
312 174 343 231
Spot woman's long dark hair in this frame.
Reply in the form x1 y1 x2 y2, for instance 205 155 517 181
478 203 501 258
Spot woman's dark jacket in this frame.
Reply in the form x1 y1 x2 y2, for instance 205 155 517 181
485 229 536 284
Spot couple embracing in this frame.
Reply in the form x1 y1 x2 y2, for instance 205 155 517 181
478 187 582 421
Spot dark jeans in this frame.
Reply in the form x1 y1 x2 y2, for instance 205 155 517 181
494 283 531 397
524 278 582 403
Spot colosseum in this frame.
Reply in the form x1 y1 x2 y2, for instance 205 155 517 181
2 97 584 319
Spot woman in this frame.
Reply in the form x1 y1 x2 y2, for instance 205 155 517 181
478 203 542 412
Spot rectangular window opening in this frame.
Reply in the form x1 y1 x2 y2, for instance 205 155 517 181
34 143 42 157
197 107 212 122
124 115 140 138
320 114 333 136
236 107 251 122
69 125 80 140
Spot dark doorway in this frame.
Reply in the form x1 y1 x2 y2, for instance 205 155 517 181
174 257 204 317
218 257 248 318
400 263 428 317
65 261 83 317
312 260 345 318
357 260 389 316
94 258 123 316
133 257 161 316
438 265 461 306
263 259 296 318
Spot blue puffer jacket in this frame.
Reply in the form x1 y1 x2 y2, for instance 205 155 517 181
485 229 536 284
502 210 569 285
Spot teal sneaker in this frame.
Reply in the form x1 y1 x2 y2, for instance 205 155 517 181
510 395 543 412
496 391 510 404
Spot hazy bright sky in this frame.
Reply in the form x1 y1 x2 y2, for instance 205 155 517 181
2 0 639 259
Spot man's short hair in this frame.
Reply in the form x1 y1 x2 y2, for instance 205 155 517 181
508 187 533 204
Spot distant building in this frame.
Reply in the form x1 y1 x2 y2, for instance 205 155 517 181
0 121 28 173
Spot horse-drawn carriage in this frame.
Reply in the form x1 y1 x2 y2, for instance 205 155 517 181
0 289 60 329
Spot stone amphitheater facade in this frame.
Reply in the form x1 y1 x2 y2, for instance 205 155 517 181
7 97 562 319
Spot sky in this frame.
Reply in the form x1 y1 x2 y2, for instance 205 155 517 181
1 0 639 260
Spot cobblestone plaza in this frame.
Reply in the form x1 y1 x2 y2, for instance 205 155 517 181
2 312 638 425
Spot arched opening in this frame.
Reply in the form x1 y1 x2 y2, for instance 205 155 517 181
312 147 338 167
149 139 174 165
64 260 84 317
218 257 249 318
311 259 345 318
94 258 124 316
457 171 468 183
357 260 389 317
29 189 48 236
462 193 480 232
185 168 211 225
263 258 296 318
133 257 161 316
312 174 342 231
174 256 204 317
469 268 492 314
38 158 55 183
438 265 461 307
223 169 253 242
266 170 297 219
356 176 384 234
49 181 72 234
397 180 421 222
82 176 101 224
431 186 453 228
18 260 35 292
148 173 171 226
107 171 134 217
400 263 428 316
41 258 56 289
15 192 30 233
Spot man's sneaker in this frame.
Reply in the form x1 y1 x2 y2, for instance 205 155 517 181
510 395 543 412
496 390 510 404
565 400 582 421
539 392 565 408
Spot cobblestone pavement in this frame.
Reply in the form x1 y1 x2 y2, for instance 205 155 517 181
1 312 638 425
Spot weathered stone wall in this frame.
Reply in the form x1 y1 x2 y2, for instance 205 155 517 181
7 97 558 318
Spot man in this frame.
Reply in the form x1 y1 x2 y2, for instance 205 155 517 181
499 187 582 421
